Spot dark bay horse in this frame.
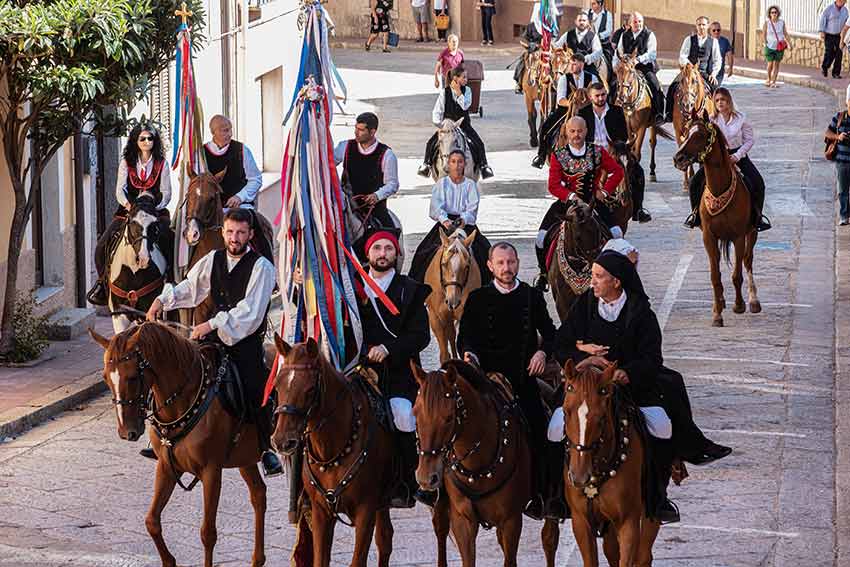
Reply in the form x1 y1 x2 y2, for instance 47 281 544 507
671 63 715 192
674 111 761 327
412 361 559 567
90 322 269 567
562 360 660 567
270 336 395 567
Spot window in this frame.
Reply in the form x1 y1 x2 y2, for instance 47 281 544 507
260 67 284 172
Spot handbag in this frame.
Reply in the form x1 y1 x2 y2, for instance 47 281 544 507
770 20 787 51
435 13 450 30
826 111 846 161
387 31 400 47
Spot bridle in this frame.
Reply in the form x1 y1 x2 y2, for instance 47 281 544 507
678 119 717 168
616 61 646 117
416 381 470 460
439 239 471 292
110 348 153 417
184 179 223 238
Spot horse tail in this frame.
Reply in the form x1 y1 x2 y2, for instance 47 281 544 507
719 238 733 265
653 124 675 142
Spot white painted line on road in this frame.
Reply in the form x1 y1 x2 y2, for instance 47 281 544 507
667 524 800 538
657 254 693 331
664 354 810 367
675 299 813 308
701 428 807 438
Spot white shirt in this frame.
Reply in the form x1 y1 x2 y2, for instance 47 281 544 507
598 289 627 322
411 0 427 7
589 8 613 41
556 72 591 100
434 0 447 9
678 34 722 78
204 141 263 209
365 268 395 298
333 139 400 200
554 28 604 65
115 158 171 210
494 279 520 294
613 29 657 68
712 111 754 161
430 176 480 225
592 105 610 147
158 249 276 346
432 87 472 125
764 18 786 49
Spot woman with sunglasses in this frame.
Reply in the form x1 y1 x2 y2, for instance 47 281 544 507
763 5 791 88
87 123 174 305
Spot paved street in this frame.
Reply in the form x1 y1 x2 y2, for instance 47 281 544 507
0 48 841 566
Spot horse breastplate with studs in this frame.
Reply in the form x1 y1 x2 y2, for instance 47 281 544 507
553 145 601 201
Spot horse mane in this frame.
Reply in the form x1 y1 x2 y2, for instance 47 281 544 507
570 364 644 428
114 322 202 372
130 194 158 215
442 359 496 396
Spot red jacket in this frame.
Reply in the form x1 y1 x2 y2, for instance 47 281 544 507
548 145 624 201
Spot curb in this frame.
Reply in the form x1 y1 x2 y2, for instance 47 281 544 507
0 371 106 439
836 208 850 566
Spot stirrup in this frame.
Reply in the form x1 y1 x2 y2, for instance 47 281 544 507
683 211 699 229
756 215 772 232
533 272 549 292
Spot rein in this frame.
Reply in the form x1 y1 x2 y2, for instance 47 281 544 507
439 239 471 291
617 66 648 117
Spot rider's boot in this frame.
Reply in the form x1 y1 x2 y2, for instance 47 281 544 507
480 164 495 179
683 208 701 229
515 82 523 95
531 154 546 169
390 432 417 508
543 441 570 520
533 246 549 292
262 451 284 477
633 208 652 223
417 163 432 177
86 278 108 306
651 438 680 524
139 444 157 460
689 439 733 465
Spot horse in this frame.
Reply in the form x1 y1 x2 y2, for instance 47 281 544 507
615 55 673 183
561 359 661 567
429 117 480 181
412 361 560 567
342 189 405 270
522 48 557 148
89 322 269 567
107 196 171 333
270 336 397 567
546 200 609 323
671 63 715 192
425 228 481 363
674 111 761 327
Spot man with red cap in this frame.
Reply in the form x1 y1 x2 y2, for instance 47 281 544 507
358 230 433 507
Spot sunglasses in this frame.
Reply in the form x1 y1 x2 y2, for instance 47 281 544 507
138 136 154 142
710 29 721 33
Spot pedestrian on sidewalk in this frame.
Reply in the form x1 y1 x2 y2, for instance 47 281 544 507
366 0 393 52
477 0 495 45
434 0 449 41
820 0 849 79
710 21 734 84
412 0 432 42
434 33 464 88
763 5 791 88
827 96 850 225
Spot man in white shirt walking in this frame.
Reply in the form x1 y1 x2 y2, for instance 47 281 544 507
665 16 721 123
411 0 433 42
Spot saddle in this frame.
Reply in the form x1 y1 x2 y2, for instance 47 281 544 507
348 364 392 432
207 344 272 430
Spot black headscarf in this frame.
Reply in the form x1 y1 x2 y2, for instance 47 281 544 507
593 249 648 301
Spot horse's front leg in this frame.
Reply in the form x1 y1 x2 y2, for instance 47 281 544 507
731 235 746 314
615 515 641 567
145 460 178 567
636 518 662 567
239 464 267 567
450 503 480 567
541 518 560 567
649 126 658 182
433 496 451 567
528 107 539 147
311 503 336 567
350 506 378 567
200 468 223 567
570 513 600 566
496 515 523 567
702 229 725 327
447 315 459 359
430 308 452 364
374 508 394 567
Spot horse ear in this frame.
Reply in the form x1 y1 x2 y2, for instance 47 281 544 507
701 108 710 122
439 228 450 247
305 337 319 358
563 359 576 380
214 167 228 183
126 326 142 350
454 117 465 129
410 360 427 386
601 361 619 383
89 328 110 350
185 162 197 180
274 332 292 357
443 364 458 385
463 229 477 248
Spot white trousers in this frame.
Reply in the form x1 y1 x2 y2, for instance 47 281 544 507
547 406 672 442
389 397 416 432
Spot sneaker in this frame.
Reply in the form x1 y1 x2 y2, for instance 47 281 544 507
488 40 494 45
417 163 432 178
481 40 488 46
262 451 284 477
841 217 849 226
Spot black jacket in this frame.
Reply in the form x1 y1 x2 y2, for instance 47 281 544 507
579 104 628 148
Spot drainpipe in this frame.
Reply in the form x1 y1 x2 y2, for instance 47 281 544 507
72 133 86 307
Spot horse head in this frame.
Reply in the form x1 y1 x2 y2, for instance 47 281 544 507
561 359 619 488
673 109 719 171
552 47 572 76
126 195 162 271
615 56 642 109
184 169 226 246
438 227 477 311
436 119 471 177
271 335 335 456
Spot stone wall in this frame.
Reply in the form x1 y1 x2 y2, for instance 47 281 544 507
756 29 850 74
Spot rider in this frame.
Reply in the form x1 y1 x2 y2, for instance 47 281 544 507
408 150 492 285
457 241 564 520
87 123 174 306
333 112 400 254
418 66 494 180
203 115 274 263
534 116 624 291
588 0 615 63
146 208 283 477
665 16 722 124
357 231 432 507
531 53 597 169
553 12 605 80
513 1 555 95
579 82 652 223
613 12 664 126
684 87 771 231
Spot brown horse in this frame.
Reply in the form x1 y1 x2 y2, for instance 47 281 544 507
90 322 269 567
425 228 481 363
522 48 558 148
615 55 673 183
671 63 715 192
546 201 609 323
412 361 560 567
270 336 396 567
561 359 661 567
674 112 761 327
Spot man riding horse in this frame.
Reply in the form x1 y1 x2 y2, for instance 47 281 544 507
513 1 554 95
534 116 624 292
665 16 721 124
146 208 283 477
613 12 665 126
554 12 605 80
419 66 494 179
204 115 274 263
333 112 401 254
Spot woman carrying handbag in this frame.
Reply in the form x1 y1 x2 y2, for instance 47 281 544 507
762 5 791 88
434 0 449 41
366 0 394 52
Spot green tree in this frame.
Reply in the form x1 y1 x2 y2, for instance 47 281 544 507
0 0 204 355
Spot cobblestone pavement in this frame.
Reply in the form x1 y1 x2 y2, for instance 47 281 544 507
0 49 840 566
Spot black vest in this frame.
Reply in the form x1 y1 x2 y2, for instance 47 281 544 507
204 141 249 204
688 34 715 75
342 139 388 198
443 86 471 123
588 9 610 44
566 28 596 55
125 159 164 206
209 249 267 343
621 28 658 72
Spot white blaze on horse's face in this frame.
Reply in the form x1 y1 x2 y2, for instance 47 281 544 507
577 400 589 446
131 209 158 269
109 369 124 426
185 218 201 246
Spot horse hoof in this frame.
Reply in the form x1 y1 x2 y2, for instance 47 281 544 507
649 174 657 183
712 318 724 327
749 301 762 313
733 302 746 314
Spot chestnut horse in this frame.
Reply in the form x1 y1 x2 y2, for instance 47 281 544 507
270 336 397 567
425 228 481 363
674 112 761 327
90 322 269 567
412 361 560 567
671 63 715 192
522 48 559 148
546 201 609 323
615 55 673 183
561 360 660 567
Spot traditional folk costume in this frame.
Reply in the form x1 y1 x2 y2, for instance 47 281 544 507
613 26 664 122
203 139 274 262
533 69 598 167
513 2 552 92
457 279 562 517
421 86 492 177
408 175 492 285
554 27 605 78
588 6 615 62
665 32 722 122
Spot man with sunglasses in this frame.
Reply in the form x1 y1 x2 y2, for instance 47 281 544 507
710 21 734 85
